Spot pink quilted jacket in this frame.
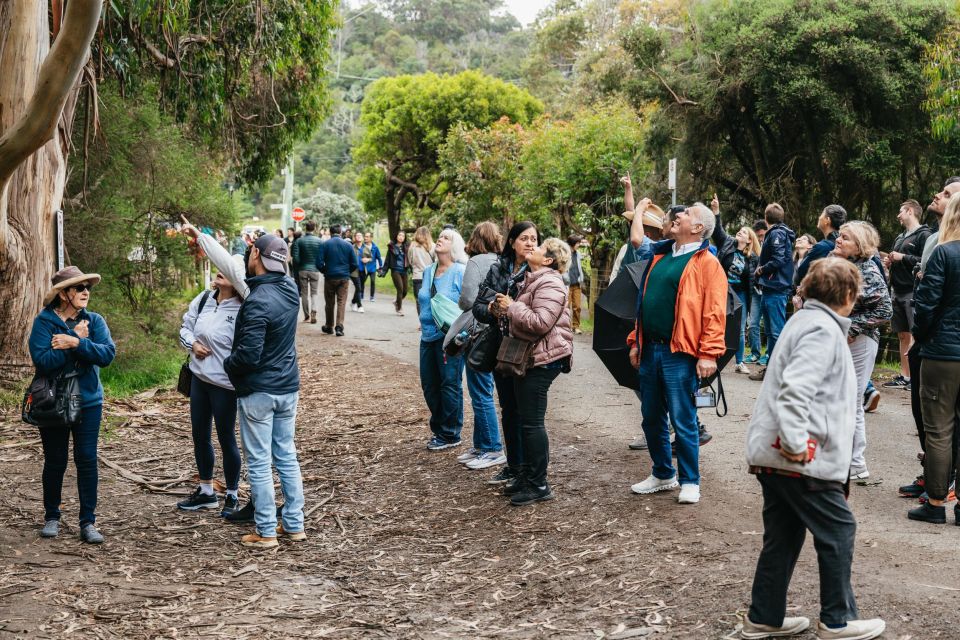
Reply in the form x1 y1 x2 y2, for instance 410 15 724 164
506 268 574 367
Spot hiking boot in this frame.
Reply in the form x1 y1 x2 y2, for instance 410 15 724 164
335 325 344 337
863 388 880 413
748 367 767 381
678 484 701 504
310 311 317 324
467 451 506 470
628 434 648 450
80 524 104 544
276 524 307 541
510 482 554 506
487 467 514 485
321 325 333 334
908 502 946 524
224 500 255 523
815 619 885 640
631 474 679 494
898 475 925 498
40 519 60 538
221 495 241 517
741 615 810 638
882 375 909 389
735 362 750 374
744 353 760 364
426 436 461 451
240 534 279 549
457 448 481 464
177 487 219 511
699 425 713 446
849 467 870 481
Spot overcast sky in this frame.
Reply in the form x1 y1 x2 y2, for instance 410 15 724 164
501 0 553 27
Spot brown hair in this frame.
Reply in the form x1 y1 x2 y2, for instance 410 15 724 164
412 225 433 251
798 257 861 310
465 221 503 257
764 203 785 225
739 226 761 257
901 199 922 219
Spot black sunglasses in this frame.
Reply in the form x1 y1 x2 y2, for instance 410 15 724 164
70 284 93 293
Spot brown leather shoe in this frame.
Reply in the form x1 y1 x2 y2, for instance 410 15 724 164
240 533 278 549
276 524 307 541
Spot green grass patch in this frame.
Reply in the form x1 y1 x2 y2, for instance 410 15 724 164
100 343 183 398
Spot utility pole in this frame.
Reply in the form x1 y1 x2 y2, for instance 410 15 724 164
281 155 294 231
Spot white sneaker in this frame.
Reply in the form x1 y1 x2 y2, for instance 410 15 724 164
815 619 885 640
457 448 480 464
741 615 810 638
735 362 750 374
396 310 404 316
466 451 506 470
631 474 679 494
678 484 701 504
351 303 357 311
358 307 365 313
849 468 870 480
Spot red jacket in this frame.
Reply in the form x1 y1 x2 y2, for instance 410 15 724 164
626 242 728 360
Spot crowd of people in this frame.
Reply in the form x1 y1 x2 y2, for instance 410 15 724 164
24 171 960 639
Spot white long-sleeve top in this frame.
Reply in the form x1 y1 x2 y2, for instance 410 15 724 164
179 289 243 391
197 232 250 299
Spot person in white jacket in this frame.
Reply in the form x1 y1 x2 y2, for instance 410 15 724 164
740 257 885 640
176 221 247 516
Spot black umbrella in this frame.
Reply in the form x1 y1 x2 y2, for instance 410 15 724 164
592 261 648 390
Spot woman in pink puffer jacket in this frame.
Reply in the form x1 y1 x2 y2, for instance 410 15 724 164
495 237 574 506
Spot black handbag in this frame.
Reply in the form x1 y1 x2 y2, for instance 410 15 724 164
178 290 212 397
466 323 502 372
22 365 82 428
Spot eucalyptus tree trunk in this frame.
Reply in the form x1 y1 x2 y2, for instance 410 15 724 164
0 0 101 382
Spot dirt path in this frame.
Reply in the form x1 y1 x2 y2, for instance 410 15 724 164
0 299 958 639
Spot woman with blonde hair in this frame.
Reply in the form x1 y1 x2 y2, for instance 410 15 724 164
832 221 892 480
409 226 434 315
908 192 960 524
709 196 762 374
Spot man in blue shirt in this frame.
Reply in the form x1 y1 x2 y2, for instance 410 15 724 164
749 204 795 381
316 224 356 336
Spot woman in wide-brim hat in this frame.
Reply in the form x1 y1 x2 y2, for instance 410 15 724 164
29 266 115 544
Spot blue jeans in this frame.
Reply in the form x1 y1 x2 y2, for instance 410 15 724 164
736 289 748 364
419 339 464 443
760 292 788 357
40 404 102 526
238 391 304 537
638 343 700 485
465 366 501 452
748 294 764 356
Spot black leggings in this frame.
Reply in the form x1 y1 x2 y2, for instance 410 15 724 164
351 276 363 307
190 376 241 490
360 271 376 299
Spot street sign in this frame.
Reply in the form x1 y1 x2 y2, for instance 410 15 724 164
668 158 677 190
291 207 306 222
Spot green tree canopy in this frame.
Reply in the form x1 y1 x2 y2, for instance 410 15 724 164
354 70 543 236
294 190 368 231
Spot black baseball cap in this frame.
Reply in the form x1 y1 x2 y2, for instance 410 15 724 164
254 234 288 273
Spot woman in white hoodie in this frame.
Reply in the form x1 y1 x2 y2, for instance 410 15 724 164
176 223 247 516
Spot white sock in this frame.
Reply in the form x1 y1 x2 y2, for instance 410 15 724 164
226 489 238 498
199 482 215 496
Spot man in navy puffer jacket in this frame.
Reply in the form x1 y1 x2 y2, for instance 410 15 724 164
752 203 795 378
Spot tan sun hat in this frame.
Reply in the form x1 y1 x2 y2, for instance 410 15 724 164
43 266 101 306
622 202 665 229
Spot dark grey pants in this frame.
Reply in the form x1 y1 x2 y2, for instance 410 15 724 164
748 474 858 627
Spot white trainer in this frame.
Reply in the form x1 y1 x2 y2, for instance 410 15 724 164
735 362 750 374
351 303 358 311
630 475 679 494
466 451 506 470
358 307 365 313
815 619 885 640
456 448 480 464
741 615 810 638
678 484 701 504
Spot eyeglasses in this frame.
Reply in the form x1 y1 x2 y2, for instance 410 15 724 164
70 284 93 293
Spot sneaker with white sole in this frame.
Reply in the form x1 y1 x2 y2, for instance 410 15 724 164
815 619 885 640
427 437 461 451
466 451 507 470
358 307 365 313
457 448 481 463
735 362 750 374
849 467 870 480
351 303 358 311
678 483 701 504
740 615 810 638
631 474 679 494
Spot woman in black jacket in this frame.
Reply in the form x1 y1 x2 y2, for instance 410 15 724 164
382 231 409 316
908 192 960 525
711 197 760 374
472 221 541 488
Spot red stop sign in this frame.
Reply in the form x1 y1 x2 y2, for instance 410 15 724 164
292 207 305 222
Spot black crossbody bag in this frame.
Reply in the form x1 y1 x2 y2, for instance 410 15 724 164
22 361 82 428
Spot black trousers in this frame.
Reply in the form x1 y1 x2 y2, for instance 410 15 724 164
513 366 561 486
351 276 363 307
749 474 858 628
190 376 241 490
494 371 522 470
909 342 925 452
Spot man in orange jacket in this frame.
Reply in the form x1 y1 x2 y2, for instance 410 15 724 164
627 201 728 504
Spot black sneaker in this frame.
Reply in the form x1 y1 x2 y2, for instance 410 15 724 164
908 502 946 524
177 487 219 511
510 483 555 506
487 467 514 485
335 325 344 337
221 495 241 517
321 325 333 335
223 500 254 523
503 475 528 496
898 475 925 498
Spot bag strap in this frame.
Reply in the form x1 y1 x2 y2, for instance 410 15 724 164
197 289 212 315
714 369 728 417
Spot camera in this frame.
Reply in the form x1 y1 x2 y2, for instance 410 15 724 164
694 387 717 409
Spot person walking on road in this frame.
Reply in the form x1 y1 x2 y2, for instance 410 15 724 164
882 200 931 391
740 256 885 640
418 229 468 451
359 232 383 302
457 222 505 471
30 267 116 544
748 204 795 381
832 222 892 481
383 231 410 315
627 202 727 505
565 235 588 335
907 191 960 525
291 221 324 324
316 224 355 337
223 234 305 549
350 232 365 314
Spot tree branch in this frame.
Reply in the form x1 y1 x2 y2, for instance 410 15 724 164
648 65 698 106
0 0 102 251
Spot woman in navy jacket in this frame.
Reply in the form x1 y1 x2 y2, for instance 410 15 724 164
29 266 116 544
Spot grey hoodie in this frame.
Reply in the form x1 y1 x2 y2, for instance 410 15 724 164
745 299 857 483
180 291 243 390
